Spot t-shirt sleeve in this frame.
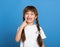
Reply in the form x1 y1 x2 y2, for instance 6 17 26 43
40 27 46 39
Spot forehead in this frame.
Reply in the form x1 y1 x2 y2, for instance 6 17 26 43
25 10 35 14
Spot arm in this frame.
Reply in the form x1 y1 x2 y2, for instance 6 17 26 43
15 21 27 42
15 25 24 42
42 42 45 47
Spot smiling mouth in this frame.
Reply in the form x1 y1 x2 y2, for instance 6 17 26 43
27 18 32 20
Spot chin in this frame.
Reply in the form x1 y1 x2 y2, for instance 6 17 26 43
27 22 32 23
27 21 33 23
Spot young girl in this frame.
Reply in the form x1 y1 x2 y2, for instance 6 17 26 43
15 6 46 47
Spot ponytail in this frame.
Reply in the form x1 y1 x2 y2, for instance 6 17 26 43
21 16 26 42
36 17 43 47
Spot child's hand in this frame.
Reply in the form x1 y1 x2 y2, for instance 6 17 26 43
21 20 27 28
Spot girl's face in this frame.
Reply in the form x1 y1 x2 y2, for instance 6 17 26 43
24 11 37 24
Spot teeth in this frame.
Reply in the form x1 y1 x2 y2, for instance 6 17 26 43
27 18 32 20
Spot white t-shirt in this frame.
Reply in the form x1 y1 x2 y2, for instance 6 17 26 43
17 24 46 47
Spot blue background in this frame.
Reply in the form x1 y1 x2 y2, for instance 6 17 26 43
0 0 60 47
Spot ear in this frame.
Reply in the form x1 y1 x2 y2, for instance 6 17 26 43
35 16 37 19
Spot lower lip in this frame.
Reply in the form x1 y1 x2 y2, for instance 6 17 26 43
27 18 32 20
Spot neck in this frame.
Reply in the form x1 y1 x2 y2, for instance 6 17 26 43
27 22 34 26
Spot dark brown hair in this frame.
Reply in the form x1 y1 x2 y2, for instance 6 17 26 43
21 6 43 47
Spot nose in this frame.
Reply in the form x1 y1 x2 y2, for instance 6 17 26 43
27 14 31 17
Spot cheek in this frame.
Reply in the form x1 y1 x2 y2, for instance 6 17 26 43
24 15 27 20
31 16 36 21
32 15 36 19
